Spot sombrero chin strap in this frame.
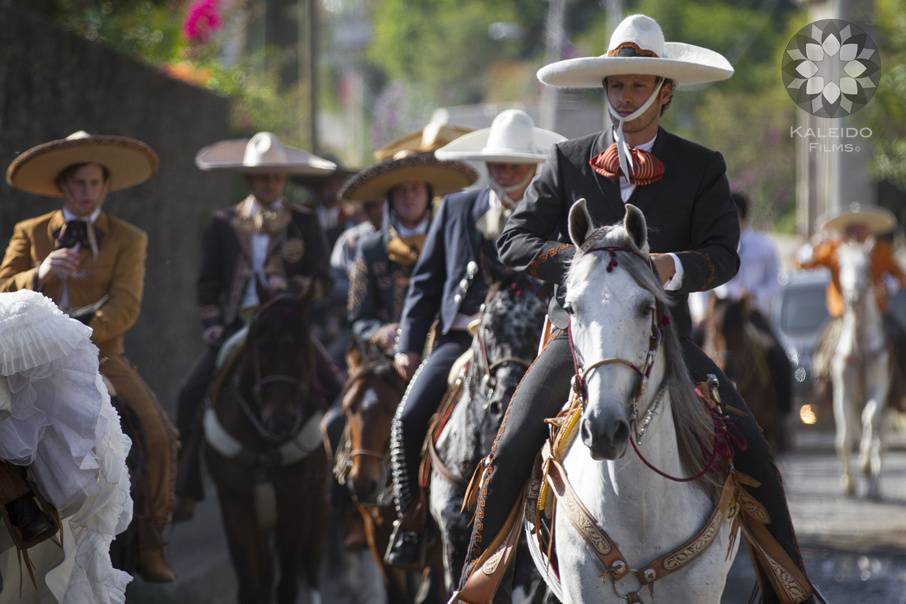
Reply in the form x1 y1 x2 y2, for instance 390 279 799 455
490 168 536 209
606 78 664 180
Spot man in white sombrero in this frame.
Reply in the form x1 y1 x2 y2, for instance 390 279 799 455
0 131 180 582
172 132 342 518
797 203 906 412
383 109 564 568
457 14 821 603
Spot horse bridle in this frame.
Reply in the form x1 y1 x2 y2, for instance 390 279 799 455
341 359 406 465
475 282 537 400
234 294 311 444
566 246 666 433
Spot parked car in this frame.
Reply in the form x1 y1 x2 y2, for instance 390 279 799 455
772 269 831 426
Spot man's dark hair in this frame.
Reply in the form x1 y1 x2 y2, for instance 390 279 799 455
55 162 110 187
731 192 750 221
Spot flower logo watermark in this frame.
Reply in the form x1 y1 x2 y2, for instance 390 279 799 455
781 20 881 118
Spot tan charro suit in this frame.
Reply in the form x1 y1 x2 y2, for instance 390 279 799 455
0 209 178 540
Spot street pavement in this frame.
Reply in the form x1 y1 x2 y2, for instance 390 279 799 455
128 428 906 603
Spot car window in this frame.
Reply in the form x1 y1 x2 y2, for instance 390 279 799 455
780 284 829 335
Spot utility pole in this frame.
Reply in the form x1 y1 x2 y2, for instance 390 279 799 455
307 0 319 152
602 0 624 131
539 0 566 130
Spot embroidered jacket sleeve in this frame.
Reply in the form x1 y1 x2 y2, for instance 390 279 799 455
348 244 382 345
875 241 906 287
497 146 576 284
90 227 146 343
197 214 227 329
671 151 739 293
397 198 448 355
0 222 39 292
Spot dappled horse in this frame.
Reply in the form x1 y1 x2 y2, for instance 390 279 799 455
525 203 739 603
701 295 785 450
204 289 327 604
832 242 890 498
334 346 415 602
427 275 548 596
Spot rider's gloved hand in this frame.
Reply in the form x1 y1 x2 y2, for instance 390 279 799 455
393 352 421 381
203 325 225 346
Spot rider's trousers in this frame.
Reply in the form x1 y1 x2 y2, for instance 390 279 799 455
101 354 179 539
462 330 810 603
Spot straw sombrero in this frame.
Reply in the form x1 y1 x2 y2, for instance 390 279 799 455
538 14 733 89
374 120 474 161
195 132 337 176
434 109 565 164
339 153 478 202
822 203 897 235
6 131 159 198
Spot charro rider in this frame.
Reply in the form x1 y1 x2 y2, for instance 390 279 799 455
343 122 477 355
797 203 906 405
384 109 564 567
0 131 179 582
173 132 340 519
457 15 820 603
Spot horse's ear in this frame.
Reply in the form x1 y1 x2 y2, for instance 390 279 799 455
623 204 649 254
568 198 594 248
738 292 752 319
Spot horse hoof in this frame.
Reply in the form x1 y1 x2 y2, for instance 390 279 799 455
841 476 855 496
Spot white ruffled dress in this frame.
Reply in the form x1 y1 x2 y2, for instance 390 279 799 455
0 290 132 604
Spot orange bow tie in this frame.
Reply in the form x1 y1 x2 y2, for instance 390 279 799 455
589 143 665 186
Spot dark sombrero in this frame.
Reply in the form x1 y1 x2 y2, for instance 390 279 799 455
339 153 478 202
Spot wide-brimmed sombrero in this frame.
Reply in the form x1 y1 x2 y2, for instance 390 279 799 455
6 131 159 198
537 14 733 89
434 109 565 164
339 153 478 202
195 132 337 176
374 119 474 161
822 203 897 235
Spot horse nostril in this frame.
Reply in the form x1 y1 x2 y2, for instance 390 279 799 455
488 401 502 416
580 418 593 445
612 420 629 444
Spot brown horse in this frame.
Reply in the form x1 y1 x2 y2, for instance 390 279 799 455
702 295 785 449
205 289 328 604
336 347 447 602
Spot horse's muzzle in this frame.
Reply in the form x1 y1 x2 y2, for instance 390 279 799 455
581 413 630 460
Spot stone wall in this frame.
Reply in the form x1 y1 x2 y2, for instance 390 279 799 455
0 2 237 412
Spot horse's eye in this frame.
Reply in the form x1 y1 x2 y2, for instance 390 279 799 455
563 302 574 315
639 303 654 318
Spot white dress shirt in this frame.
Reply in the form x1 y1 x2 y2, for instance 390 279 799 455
716 227 780 316
616 134 684 291
241 198 284 309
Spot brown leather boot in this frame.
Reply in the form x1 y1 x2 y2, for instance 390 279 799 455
138 547 176 583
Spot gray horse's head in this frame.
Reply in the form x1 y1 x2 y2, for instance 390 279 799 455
466 275 548 453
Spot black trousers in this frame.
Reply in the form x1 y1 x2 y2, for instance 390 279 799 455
750 309 794 416
466 330 806 601
390 331 472 514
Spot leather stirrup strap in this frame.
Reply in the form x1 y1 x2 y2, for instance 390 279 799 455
452 488 526 604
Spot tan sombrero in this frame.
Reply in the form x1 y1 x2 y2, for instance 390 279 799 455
822 203 897 235
435 109 565 164
374 119 474 161
339 153 478 202
6 131 159 198
195 132 337 175
537 14 733 89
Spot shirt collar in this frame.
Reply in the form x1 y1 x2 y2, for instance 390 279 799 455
394 216 429 237
62 207 101 223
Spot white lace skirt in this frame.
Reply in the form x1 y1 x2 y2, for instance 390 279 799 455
0 291 132 604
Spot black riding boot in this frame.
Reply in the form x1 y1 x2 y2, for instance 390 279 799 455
385 332 471 567
461 332 818 603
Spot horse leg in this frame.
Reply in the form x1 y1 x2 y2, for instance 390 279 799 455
832 364 857 496
859 359 890 500
216 486 274 603
274 474 304 604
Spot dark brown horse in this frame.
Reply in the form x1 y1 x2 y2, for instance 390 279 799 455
701 295 785 449
205 289 327 604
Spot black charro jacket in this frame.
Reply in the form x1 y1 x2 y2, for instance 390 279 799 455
497 127 739 338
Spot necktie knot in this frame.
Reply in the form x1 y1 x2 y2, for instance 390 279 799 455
54 220 102 255
589 143 665 186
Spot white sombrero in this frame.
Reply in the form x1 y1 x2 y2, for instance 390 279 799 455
6 131 159 198
537 14 734 89
822 203 897 235
195 132 337 176
374 119 474 161
434 109 566 164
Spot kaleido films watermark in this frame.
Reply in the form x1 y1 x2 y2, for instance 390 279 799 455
782 19 881 152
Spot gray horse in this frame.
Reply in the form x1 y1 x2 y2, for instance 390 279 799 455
427 275 548 598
